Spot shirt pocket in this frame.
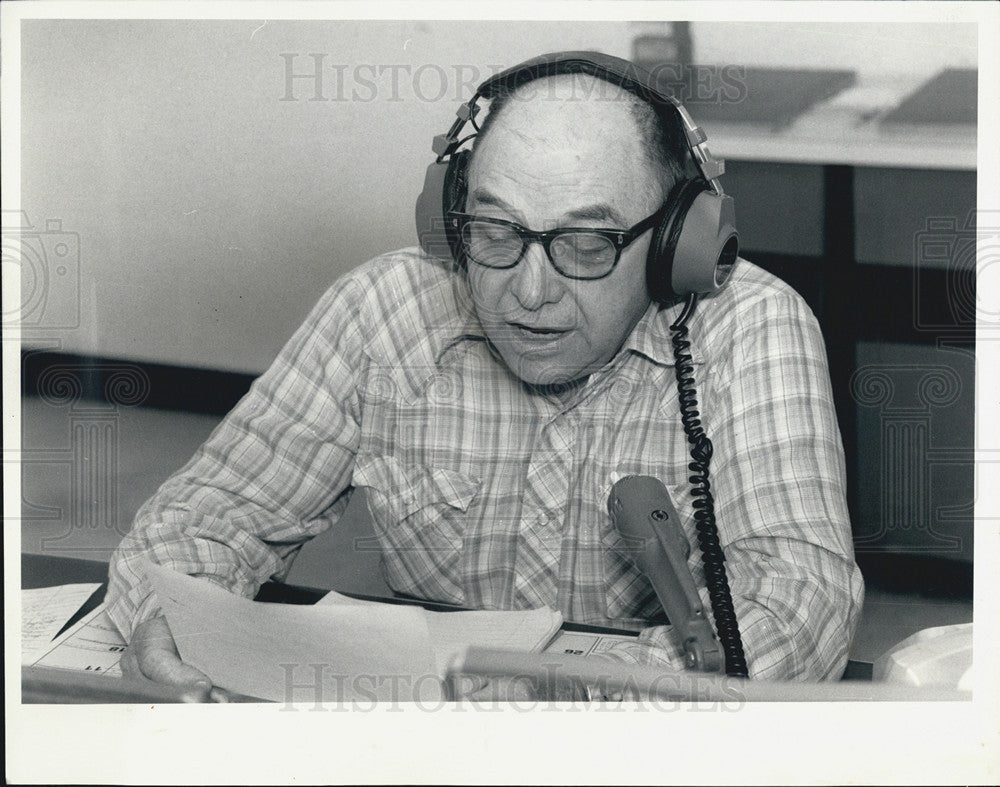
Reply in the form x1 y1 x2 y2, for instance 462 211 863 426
352 452 480 604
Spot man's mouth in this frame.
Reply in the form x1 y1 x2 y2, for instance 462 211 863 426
510 322 570 337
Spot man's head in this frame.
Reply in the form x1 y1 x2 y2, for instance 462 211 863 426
462 72 687 386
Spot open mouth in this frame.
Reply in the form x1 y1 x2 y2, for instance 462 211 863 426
511 323 569 337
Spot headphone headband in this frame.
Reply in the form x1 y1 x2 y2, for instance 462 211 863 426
436 51 725 193
415 50 738 299
477 51 676 107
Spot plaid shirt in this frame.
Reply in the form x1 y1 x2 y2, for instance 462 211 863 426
107 248 863 680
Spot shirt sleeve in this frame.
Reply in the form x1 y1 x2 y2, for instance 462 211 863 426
606 283 865 681
105 273 370 641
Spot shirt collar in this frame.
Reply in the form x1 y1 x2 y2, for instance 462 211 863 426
432 271 488 369
620 299 705 368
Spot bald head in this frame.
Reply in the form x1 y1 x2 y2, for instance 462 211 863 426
468 73 685 212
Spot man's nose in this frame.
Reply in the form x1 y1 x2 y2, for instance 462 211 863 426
510 242 560 310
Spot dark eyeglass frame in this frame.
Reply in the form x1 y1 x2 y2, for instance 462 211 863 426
447 205 666 280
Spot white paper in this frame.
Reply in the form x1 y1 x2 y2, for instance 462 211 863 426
29 604 126 676
426 608 562 675
316 590 376 607
21 583 102 664
145 562 441 703
318 590 564 675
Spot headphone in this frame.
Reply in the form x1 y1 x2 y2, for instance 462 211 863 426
414 51 738 302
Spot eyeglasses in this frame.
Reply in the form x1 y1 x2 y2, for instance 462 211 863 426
447 206 665 280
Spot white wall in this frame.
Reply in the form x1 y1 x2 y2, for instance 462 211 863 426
693 21 977 74
19 19 977 373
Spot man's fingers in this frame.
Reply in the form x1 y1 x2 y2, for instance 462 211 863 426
209 686 233 703
129 616 211 689
119 648 143 681
137 644 212 688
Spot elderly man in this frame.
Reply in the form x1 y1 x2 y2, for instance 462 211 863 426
108 52 863 693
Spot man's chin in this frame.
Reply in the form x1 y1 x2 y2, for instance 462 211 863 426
508 360 588 389
489 338 590 388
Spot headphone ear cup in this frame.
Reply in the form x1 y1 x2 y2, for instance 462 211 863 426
443 151 470 266
415 151 470 265
646 177 738 301
646 178 705 303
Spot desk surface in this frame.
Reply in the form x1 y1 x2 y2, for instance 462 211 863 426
22 553 879 686
29 554 975 703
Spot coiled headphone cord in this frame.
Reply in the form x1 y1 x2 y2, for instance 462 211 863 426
670 294 749 678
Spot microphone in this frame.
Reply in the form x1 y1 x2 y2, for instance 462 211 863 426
607 475 723 673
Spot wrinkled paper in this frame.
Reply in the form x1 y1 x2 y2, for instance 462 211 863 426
145 562 441 703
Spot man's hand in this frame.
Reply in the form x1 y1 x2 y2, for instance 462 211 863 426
120 615 230 702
